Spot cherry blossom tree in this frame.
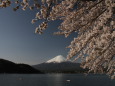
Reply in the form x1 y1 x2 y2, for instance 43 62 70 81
0 0 115 79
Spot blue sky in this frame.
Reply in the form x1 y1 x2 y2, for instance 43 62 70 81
0 5 76 65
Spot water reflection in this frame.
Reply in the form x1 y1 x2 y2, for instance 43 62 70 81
46 74 64 86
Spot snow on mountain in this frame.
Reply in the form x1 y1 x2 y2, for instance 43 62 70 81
46 55 66 63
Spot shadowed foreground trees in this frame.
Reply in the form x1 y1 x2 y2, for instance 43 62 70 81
0 0 115 79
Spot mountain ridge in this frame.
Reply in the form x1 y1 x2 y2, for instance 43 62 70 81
33 55 87 73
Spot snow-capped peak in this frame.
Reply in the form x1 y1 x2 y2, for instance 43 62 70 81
46 55 66 63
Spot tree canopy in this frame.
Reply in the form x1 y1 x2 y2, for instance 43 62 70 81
0 0 115 79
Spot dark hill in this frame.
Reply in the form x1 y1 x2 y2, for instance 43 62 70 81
0 58 43 74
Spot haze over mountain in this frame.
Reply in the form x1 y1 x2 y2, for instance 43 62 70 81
33 55 87 73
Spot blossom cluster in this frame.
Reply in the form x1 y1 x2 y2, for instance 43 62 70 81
35 0 115 79
0 0 11 8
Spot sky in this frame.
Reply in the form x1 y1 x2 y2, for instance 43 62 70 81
0 5 76 65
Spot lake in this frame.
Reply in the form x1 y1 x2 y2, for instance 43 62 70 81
0 74 115 86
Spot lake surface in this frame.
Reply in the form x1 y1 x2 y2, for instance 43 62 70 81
0 74 115 86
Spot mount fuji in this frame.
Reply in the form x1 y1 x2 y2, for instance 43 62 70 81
33 55 87 73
